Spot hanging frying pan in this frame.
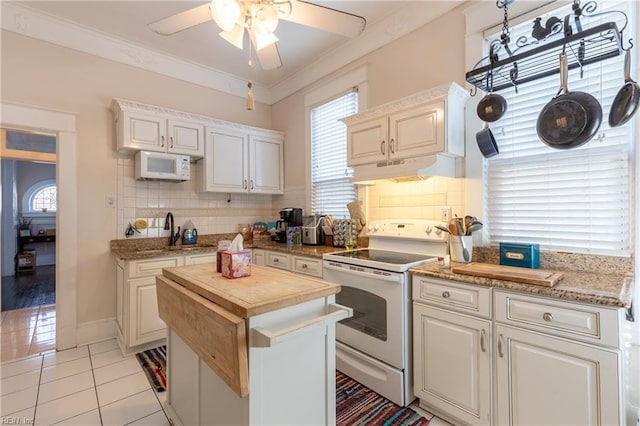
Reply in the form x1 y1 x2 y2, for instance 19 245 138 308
477 45 507 122
536 51 602 149
609 48 640 127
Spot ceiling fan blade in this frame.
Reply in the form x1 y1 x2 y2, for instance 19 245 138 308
251 35 282 70
282 1 366 38
148 3 213 36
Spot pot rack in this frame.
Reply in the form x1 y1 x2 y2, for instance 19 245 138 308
465 0 630 94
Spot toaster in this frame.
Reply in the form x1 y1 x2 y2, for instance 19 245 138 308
303 217 324 245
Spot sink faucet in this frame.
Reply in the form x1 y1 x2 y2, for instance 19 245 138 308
164 212 181 246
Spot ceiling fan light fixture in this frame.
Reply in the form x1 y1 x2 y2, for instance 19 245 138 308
210 0 242 32
251 4 279 35
253 31 278 51
220 24 245 49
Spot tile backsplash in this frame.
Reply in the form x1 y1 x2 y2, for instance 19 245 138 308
116 154 277 239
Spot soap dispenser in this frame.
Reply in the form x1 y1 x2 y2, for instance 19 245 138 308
182 220 198 245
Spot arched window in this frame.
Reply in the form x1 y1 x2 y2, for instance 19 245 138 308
23 180 56 213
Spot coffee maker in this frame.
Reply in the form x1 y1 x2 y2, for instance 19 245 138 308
275 207 303 243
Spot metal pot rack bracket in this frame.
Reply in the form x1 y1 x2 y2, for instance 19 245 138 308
466 0 630 94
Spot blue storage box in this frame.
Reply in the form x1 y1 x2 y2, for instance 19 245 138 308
499 242 540 269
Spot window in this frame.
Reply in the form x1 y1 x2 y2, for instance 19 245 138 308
484 1 632 256
23 180 57 213
310 90 359 218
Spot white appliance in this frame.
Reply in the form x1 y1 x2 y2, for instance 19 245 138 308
134 150 190 181
323 219 449 407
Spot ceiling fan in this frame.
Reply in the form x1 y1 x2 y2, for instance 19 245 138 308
148 0 367 71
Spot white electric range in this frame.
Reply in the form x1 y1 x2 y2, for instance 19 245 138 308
323 219 449 407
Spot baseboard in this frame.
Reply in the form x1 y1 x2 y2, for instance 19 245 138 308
76 317 117 346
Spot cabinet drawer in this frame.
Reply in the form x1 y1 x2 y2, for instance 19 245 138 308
413 277 491 318
292 256 322 278
184 253 216 265
494 290 621 347
266 252 290 270
129 256 182 278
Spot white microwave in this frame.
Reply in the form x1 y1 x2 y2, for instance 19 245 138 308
134 151 190 181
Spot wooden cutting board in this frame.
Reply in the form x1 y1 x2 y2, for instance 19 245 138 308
451 263 563 287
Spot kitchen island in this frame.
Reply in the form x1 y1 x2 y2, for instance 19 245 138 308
156 263 350 426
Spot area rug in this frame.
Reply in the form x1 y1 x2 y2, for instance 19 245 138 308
336 371 429 425
136 345 167 392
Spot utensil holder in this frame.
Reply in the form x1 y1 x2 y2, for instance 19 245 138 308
450 236 473 263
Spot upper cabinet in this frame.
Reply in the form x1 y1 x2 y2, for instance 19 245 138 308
112 99 206 158
198 124 284 195
343 83 469 181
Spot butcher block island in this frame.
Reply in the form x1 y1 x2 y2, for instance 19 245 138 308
156 263 351 426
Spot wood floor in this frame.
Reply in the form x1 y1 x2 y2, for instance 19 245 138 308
1 265 55 311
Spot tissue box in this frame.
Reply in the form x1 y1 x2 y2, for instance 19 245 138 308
221 250 252 279
500 242 540 269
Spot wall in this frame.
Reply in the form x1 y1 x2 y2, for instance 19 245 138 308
1 30 272 327
272 8 467 220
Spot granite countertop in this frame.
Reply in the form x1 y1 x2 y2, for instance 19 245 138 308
411 262 634 309
110 235 344 260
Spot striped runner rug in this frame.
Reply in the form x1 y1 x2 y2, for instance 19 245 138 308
136 345 167 392
336 371 429 426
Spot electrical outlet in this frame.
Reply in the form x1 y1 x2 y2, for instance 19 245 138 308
441 208 452 223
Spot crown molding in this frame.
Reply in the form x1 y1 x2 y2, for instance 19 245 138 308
2 2 463 106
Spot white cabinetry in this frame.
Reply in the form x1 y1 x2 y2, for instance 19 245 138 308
494 290 623 426
254 248 322 278
112 99 205 158
412 277 492 426
412 277 626 426
199 126 284 194
343 83 469 181
116 255 183 355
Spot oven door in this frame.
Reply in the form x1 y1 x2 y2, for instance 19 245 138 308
323 260 406 369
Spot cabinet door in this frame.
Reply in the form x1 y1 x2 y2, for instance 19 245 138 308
495 324 621 426
265 251 290 270
129 277 167 346
413 304 491 426
201 128 248 193
292 256 322 278
249 135 283 194
389 102 444 160
252 249 265 266
167 119 204 157
347 116 388 166
122 111 167 151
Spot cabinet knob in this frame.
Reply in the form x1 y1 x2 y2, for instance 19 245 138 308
273 258 279 263
480 329 487 353
442 291 450 298
161 136 165 147
389 138 395 154
542 312 553 322
250 180 254 190
301 264 308 269
243 179 248 189
497 334 504 358
380 140 386 155
170 136 174 148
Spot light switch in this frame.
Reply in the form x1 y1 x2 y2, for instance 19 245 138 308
105 194 116 208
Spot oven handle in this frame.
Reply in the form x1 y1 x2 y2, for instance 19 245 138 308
323 262 402 283
250 304 353 348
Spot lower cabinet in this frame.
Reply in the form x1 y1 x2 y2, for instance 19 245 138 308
412 276 625 426
116 256 183 355
252 248 322 278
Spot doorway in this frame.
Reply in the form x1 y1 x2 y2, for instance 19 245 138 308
0 101 78 355
1 130 57 361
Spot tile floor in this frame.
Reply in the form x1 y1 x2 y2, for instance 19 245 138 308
2 305 56 361
1 338 170 425
1 306 453 426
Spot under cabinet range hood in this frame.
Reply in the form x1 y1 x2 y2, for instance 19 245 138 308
343 82 469 183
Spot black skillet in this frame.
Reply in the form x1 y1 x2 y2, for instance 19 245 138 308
476 45 507 123
536 50 602 149
609 48 640 127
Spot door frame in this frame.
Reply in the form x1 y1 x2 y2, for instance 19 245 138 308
1 101 78 350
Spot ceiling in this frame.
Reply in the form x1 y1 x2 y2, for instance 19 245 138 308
3 1 463 103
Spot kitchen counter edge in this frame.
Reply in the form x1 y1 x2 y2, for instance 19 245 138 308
411 262 634 309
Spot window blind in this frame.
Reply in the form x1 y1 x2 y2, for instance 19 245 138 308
310 91 358 217
485 0 632 256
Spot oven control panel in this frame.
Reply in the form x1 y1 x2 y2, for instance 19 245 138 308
366 219 449 242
